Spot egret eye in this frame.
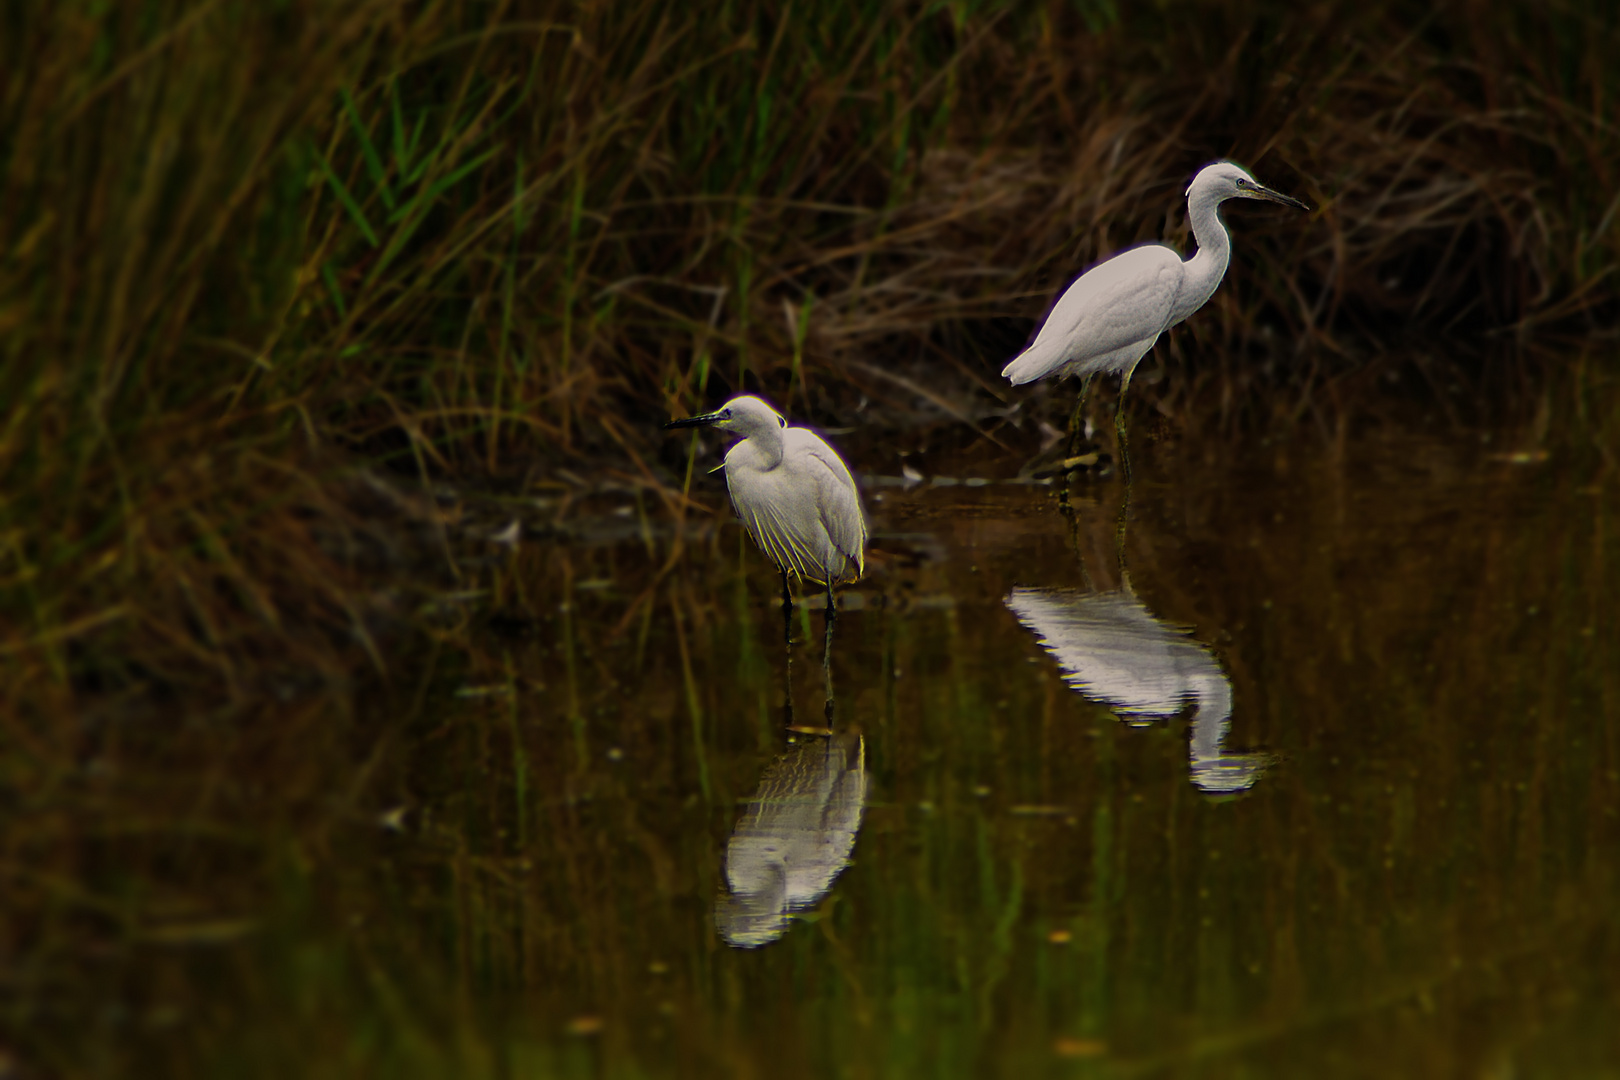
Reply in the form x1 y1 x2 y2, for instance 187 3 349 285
778 417 786 428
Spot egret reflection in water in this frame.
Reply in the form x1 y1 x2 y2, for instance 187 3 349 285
1006 585 1268 794
716 730 868 948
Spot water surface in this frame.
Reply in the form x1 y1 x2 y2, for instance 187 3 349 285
8 414 1617 1078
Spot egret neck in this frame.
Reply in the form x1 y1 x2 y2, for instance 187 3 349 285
1172 179 1235 326
734 412 785 471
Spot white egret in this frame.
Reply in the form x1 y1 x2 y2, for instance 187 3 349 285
1004 161 1309 462
665 396 867 635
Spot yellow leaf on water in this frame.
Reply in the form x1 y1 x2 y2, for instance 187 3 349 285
1053 1037 1106 1058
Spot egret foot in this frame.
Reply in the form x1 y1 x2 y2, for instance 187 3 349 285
1030 450 1107 480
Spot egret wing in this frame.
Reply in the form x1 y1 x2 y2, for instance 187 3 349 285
723 429 867 585
1002 245 1182 384
725 461 816 580
794 431 867 581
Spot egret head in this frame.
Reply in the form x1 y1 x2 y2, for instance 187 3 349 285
1187 161 1310 211
663 395 787 439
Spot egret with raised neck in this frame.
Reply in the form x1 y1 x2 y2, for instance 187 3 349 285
1004 161 1310 471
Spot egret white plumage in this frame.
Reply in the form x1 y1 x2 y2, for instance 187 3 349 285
665 396 867 632
1004 161 1309 461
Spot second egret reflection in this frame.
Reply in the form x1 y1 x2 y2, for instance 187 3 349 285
1006 586 1268 795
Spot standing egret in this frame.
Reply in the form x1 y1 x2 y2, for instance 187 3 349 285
665 396 867 644
1004 161 1309 467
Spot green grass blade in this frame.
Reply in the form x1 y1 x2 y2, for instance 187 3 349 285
313 147 378 247
341 86 394 212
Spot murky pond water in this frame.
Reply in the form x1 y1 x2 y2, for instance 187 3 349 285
9 411 1618 1077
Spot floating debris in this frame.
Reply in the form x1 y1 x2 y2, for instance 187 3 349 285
453 684 512 698
377 806 408 832
1052 1037 1107 1058
1490 449 1549 464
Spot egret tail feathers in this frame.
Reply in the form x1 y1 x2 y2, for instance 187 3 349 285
1001 338 1066 386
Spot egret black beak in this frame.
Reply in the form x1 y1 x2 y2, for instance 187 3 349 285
663 410 724 429
1249 184 1311 212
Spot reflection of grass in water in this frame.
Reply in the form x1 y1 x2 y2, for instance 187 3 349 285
4 1 1620 714
559 561 589 774
4 439 1618 1075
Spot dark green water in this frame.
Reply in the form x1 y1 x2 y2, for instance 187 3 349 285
7 415 1618 1078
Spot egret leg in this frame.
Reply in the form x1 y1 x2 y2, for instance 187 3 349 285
1067 374 1095 457
781 628 796 731
822 581 837 723
1114 453 1134 572
1055 373 1097 516
1114 367 1134 485
781 568 794 647
823 581 837 659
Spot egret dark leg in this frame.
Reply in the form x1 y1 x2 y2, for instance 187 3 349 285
823 581 837 664
1113 368 1136 554
1114 451 1134 570
781 627 796 731
1056 373 1096 516
781 568 794 647
822 581 837 723
1114 368 1134 485
1066 374 1095 457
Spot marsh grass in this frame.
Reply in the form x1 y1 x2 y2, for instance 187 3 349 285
3 0 1618 706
